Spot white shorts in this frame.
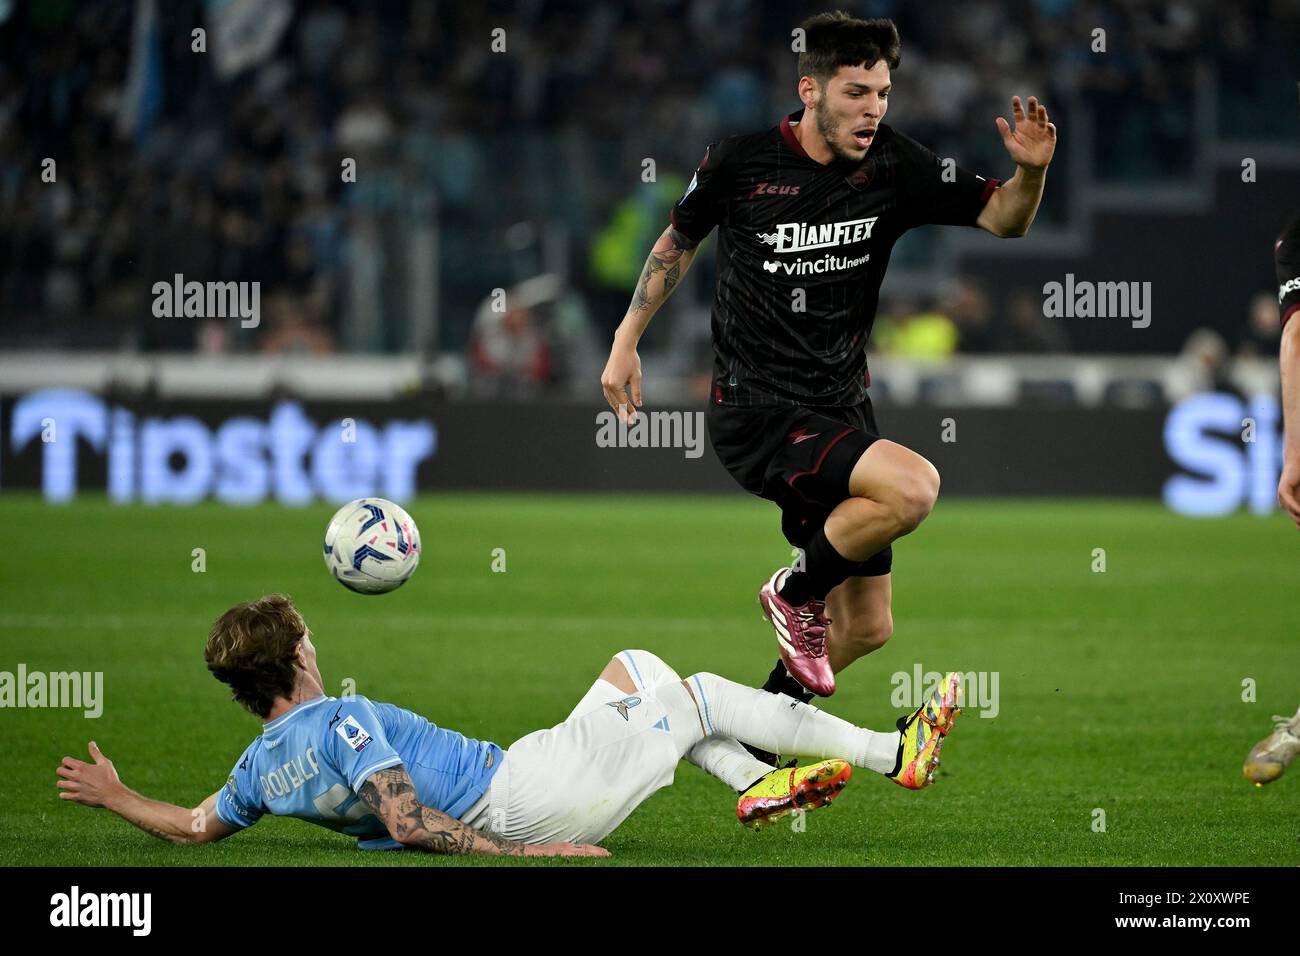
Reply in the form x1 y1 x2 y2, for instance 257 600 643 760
460 674 681 845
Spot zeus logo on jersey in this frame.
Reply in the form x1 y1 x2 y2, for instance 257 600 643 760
757 217 877 253
748 182 801 198
335 715 373 752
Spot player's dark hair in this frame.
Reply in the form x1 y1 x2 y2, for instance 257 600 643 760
205 594 307 718
798 12 901 86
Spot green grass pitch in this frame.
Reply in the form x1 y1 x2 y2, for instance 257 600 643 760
2 492 1296 867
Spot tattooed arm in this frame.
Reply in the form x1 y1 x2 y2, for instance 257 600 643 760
57 741 237 845
625 225 700 326
359 765 608 858
600 225 702 422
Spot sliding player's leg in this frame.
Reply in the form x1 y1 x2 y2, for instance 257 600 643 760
473 658 960 845
598 653 858 829
567 649 773 792
654 669 962 792
1243 706 1300 784
474 651 770 845
475 669 682 845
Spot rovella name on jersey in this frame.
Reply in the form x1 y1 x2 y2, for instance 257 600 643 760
255 745 321 802
757 216 878 254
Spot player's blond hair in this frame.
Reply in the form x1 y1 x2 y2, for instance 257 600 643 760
205 594 307 718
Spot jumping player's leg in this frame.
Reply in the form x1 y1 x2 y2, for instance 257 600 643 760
778 441 937 607
750 401 938 698
824 574 894 674
569 649 773 792
733 392 935 697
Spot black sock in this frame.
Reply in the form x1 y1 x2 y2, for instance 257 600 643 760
778 527 857 606
760 659 816 703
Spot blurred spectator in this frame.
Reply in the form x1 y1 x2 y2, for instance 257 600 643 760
587 174 687 345
467 273 597 399
996 289 1071 353
1237 292 1283 358
877 298 959 361
1181 327 1243 398
259 290 337 355
942 277 997 353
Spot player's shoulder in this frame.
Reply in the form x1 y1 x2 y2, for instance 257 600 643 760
702 127 780 169
323 694 398 745
219 738 267 824
729 126 781 155
227 735 263 779
333 693 392 713
1278 209 1300 262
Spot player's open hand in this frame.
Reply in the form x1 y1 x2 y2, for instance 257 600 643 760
601 341 642 424
1278 458 1300 528
995 96 1056 171
525 841 611 858
57 741 124 809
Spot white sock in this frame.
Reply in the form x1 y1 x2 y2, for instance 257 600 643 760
679 672 901 775
615 650 771 791
686 735 774 792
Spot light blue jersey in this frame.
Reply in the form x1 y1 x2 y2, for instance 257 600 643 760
213 695 502 850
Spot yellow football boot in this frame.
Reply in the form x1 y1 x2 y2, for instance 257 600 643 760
737 758 852 829
1244 708 1300 785
888 671 961 790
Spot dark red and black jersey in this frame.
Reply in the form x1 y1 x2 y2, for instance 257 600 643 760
672 108 999 407
1276 208 1300 331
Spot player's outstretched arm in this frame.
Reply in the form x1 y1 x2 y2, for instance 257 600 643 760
976 95 1056 238
600 225 701 422
1278 318 1300 526
358 765 609 858
56 741 237 845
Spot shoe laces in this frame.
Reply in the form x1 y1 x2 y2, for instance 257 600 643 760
794 599 831 657
1272 712 1300 736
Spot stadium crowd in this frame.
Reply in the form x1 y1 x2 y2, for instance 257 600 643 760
1 0 1295 387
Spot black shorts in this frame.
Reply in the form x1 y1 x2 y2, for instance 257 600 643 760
706 397 893 577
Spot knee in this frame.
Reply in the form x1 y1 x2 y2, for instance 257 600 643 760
613 649 678 688
839 609 894 656
889 461 940 535
681 671 722 704
613 649 652 671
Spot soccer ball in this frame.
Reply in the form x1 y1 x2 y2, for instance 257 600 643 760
323 498 422 594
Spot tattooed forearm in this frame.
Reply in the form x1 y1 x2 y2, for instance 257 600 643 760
628 226 698 316
360 765 527 856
